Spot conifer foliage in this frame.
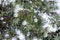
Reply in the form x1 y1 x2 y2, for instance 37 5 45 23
0 0 60 40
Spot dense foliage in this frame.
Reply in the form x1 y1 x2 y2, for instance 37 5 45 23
0 0 60 40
